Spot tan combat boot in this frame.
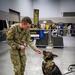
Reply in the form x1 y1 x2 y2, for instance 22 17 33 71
21 72 24 75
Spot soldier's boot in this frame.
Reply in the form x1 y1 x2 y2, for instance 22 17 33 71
15 72 21 75
21 72 24 75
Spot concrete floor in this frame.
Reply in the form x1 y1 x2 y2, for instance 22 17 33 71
0 36 75 75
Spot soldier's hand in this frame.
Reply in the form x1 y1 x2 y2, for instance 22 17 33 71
36 50 41 54
20 45 25 50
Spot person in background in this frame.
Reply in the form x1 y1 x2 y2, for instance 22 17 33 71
7 16 41 75
67 24 71 35
63 24 67 36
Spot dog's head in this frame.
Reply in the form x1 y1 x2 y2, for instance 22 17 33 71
43 50 58 62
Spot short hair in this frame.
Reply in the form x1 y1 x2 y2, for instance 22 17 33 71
21 16 32 24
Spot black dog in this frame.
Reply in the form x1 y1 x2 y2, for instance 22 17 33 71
42 51 62 75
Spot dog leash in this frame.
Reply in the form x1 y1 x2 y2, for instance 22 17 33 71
62 70 75 75
25 70 75 75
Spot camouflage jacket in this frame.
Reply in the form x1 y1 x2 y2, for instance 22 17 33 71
6 23 38 52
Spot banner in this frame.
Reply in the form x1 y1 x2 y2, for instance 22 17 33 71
34 9 39 26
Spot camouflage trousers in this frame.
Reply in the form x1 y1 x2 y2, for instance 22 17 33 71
9 49 26 75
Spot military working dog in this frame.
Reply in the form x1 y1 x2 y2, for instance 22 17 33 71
42 51 62 75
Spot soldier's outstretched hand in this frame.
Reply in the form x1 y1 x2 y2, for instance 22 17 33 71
36 50 42 54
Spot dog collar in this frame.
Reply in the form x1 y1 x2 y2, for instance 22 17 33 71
48 60 52 62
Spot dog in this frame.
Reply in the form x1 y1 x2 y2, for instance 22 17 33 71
42 51 62 75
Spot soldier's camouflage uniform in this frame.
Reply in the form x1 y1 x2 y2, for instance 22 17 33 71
7 23 38 75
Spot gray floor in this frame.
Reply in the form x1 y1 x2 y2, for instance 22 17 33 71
0 35 75 75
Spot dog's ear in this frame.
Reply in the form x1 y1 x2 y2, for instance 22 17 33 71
52 54 58 58
43 50 46 56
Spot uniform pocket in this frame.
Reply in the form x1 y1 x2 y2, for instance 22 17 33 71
9 48 19 55
10 54 21 73
10 54 19 64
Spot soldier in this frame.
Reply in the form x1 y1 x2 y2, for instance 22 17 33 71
7 17 41 75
